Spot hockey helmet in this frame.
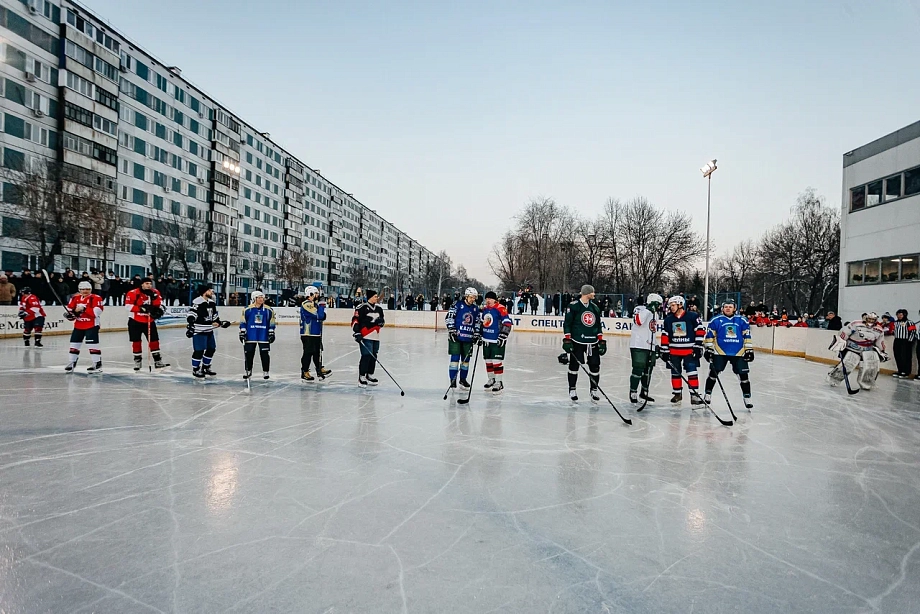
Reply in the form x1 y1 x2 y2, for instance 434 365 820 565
667 295 685 308
864 311 879 324
250 290 265 300
304 286 319 297
20 286 31 294
646 293 663 308
78 281 92 291
464 287 479 298
557 352 569 365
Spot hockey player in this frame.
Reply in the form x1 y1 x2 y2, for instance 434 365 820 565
299 286 332 381
445 287 482 390
352 290 385 387
239 291 276 380
703 300 755 408
629 293 662 404
660 295 705 405
562 284 606 402
829 312 888 390
186 284 231 378
18 286 46 347
480 291 512 394
64 281 104 372
124 277 169 370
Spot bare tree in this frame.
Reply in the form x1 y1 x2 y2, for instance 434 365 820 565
488 231 530 290
513 197 573 292
276 247 312 293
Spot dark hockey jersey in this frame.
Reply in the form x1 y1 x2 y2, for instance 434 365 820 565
661 309 704 356
187 296 223 333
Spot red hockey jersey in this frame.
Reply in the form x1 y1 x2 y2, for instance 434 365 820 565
125 287 163 324
18 293 45 322
67 293 104 329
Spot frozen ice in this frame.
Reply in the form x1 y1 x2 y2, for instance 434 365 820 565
1 325 919 613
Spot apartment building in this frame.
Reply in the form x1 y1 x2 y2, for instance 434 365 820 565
0 0 441 301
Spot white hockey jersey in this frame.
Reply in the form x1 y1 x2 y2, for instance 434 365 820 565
839 322 885 354
630 305 658 350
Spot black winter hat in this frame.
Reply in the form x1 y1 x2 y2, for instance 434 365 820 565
365 290 378 300
485 291 498 300
196 283 212 297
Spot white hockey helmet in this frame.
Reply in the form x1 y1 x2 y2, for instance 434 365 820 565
464 287 479 298
305 285 319 297
646 293 663 307
78 281 92 291
250 290 265 300
667 295 685 308
864 311 879 324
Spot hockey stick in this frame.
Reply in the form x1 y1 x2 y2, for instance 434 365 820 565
41 268 71 313
838 353 859 395
360 340 405 396
637 352 655 412
572 354 632 425
714 373 737 421
146 316 153 373
457 343 481 405
442 343 476 400
244 344 251 390
664 356 733 426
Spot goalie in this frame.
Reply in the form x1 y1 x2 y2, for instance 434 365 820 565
829 312 888 391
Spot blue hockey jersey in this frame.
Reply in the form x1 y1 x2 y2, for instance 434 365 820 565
299 299 326 336
239 305 276 342
704 314 752 356
446 300 481 342
481 304 512 342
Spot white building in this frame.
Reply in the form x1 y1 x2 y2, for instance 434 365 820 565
840 120 920 321
0 0 443 302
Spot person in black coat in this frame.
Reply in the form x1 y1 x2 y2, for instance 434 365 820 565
825 310 843 330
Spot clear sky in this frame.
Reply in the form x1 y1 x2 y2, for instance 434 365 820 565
83 0 920 284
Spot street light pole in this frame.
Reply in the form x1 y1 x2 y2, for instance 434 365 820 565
700 159 717 320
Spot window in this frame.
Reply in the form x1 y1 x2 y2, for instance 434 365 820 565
902 257 919 281
884 175 901 202
881 258 900 283
171 200 181 215
906 168 920 197
863 259 880 283
153 195 164 210
134 136 147 156
132 189 147 206
93 115 117 136
65 72 94 99
866 181 882 207
850 186 865 211
130 240 146 256
133 163 145 181
65 101 93 128
187 206 197 220
136 60 149 81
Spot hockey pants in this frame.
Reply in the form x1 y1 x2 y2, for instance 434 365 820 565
192 332 216 370
629 348 654 393
568 343 600 390
23 317 44 343
704 355 751 398
668 354 699 392
128 319 162 362
300 336 324 374
69 326 101 367
244 342 270 373
359 339 379 377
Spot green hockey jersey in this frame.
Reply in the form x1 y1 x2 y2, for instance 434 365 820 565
563 299 603 344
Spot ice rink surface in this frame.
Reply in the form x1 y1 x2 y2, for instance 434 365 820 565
1 325 919 613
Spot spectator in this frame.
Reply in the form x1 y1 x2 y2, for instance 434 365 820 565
404 295 413 311
891 309 916 379
552 292 561 315
19 269 34 295
880 313 895 336
430 297 439 311
387 295 395 310
89 268 105 297
806 313 818 328
416 294 425 311
0 274 15 304
744 301 757 317
32 271 51 305
165 277 179 306
177 280 189 306
793 314 809 328
825 310 843 331
52 274 69 305
63 270 79 299
229 292 239 306
529 293 538 315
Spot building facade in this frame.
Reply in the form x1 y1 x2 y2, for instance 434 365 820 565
840 120 920 321
0 0 440 301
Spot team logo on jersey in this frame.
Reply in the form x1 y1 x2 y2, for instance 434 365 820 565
648 318 657 332
672 322 687 336
581 312 596 327
482 313 494 328
462 313 473 326
724 324 737 339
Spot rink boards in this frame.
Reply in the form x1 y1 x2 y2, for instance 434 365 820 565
0 305 898 372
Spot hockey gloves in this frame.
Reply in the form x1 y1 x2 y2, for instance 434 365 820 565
472 331 482 346
268 330 276 344
659 351 670 365
239 330 247 344
704 348 715 363
17 309 27 319
497 331 509 348
597 339 607 356
219 320 231 329
353 332 364 343
448 329 459 343
692 346 703 360
185 323 195 338
562 336 573 353
743 350 755 363
151 305 165 319
876 349 889 362
139 304 150 314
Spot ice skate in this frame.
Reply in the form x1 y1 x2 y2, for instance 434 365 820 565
262 372 269 380
192 368 206 379
491 381 504 394
358 377 368 388
640 390 654 403
86 362 103 373
133 356 143 371
366 376 379 386
243 370 252 380
318 367 332 380
302 370 315 381
65 361 77 372
201 366 217 376
703 392 712 404
590 388 600 403
629 390 638 404
23 338 29 347
670 392 682 405
153 357 169 369
459 378 471 390
34 340 43 348
569 388 578 402
483 377 496 389
690 391 704 406
743 395 754 409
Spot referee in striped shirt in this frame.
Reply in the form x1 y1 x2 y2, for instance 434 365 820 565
892 309 917 378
